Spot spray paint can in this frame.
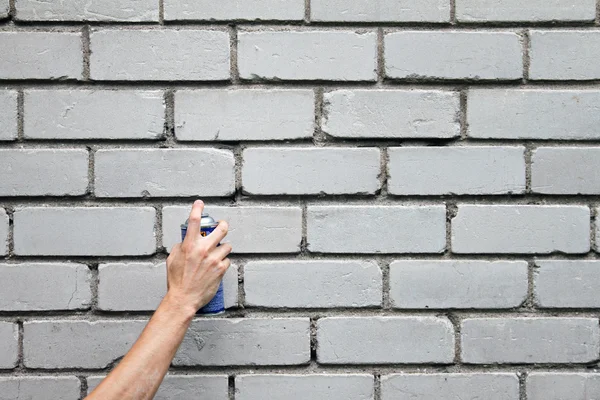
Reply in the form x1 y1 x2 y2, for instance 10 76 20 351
181 213 225 315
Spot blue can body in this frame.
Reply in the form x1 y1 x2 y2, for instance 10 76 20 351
181 221 225 315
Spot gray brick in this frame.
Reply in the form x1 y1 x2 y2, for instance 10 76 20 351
88 375 228 399
95 149 235 197
174 318 310 366
0 149 88 196
16 0 158 21
388 147 526 195
238 30 377 81
307 206 446 254
527 373 600 400
461 318 600 364
456 0 596 22
25 90 164 140
237 374 374 400
532 147 600 194
244 260 382 308
468 89 600 140
452 205 590 254
0 91 17 141
14 207 156 256
175 89 314 141
24 320 146 368
0 263 91 311
0 32 82 80
164 0 304 21
530 30 600 80
317 317 454 364
90 29 229 81
322 89 460 139
163 206 302 253
390 260 528 309
0 0 7 18
0 322 18 369
385 31 522 80
312 0 450 22
0 377 81 400
243 147 380 195
0 208 7 256
535 260 600 308
98 262 238 311
382 373 519 400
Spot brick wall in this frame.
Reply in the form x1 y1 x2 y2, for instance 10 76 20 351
1 1 600 399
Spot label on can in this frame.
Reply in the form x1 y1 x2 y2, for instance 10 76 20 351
180 216 225 315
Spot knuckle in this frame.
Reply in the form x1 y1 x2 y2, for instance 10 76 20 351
189 214 201 223
218 221 229 233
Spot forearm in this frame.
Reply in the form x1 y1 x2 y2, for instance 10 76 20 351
86 293 195 400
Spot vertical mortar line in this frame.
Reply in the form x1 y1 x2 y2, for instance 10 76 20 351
17 320 24 369
90 263 100 312
79 376 89 400
8 0 15 19
590 206 597 253
379 147 388 197
447 313 461 364
522 29 530 83
82 26 91 81
596 0 600 25
310 317 318 362
300 201 308 254
16 89 24 142
164 89 175 147
524 144 534 195
229 25 240 84
445 203 458 257
376 28 385 85
6 207 14 258
313 87 326 145
237 259 246 309
519 371 528 400
459 88 468 140
373 372 382 400
304 0 311 23
158 0 164 24
380 258 391 310
156 204 164 254
450 0 457 24
228 375 235 400
233 146 243 203
526 259 537 310
87 146 95 196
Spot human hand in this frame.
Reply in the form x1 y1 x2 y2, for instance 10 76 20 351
165 200 232 315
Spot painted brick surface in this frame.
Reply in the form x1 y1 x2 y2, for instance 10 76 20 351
381 374 519 400
317 317 454 364
527 373 600 400
244 260 382 308
0 149 88 196
461 318 600 364
388 147 526 195
23 320 146 368
468 89 600 140
95 149 235 197
238 30 377 81
88 375 229 399
452 205 590 254
311 0 450 22
163 206 302 253
16 0 159 21
530 31 600 80
385 32 522 80
24 90 164 139
0 322 18 369
174 318 310 366
532 147 600 194
535 260 600 308
175 89 314 141
97 262 238 311
0 0 7 18
0 263 91 311
243 147 380 195
322 90 460 139
0 209 8 256
13 207 156 256
237 374 374 400
90 29 230 81
0 90 17 141
0 32 82 80
307 205 446 253
0 377 81 399
456 0 596 22
390 260 528 309
164 0 304 21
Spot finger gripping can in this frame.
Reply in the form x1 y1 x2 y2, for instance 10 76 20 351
181 213 225 315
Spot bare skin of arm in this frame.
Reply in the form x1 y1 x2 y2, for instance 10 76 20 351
86 200 232 400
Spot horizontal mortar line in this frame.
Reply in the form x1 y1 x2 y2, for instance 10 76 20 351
4 80 600 89
2 20 600 29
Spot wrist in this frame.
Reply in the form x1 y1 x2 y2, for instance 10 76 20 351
160 291 197 323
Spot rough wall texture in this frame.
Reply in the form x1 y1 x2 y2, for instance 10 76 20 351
1 1 600 399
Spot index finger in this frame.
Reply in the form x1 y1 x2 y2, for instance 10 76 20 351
204 220 229 248
183 200 204 246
